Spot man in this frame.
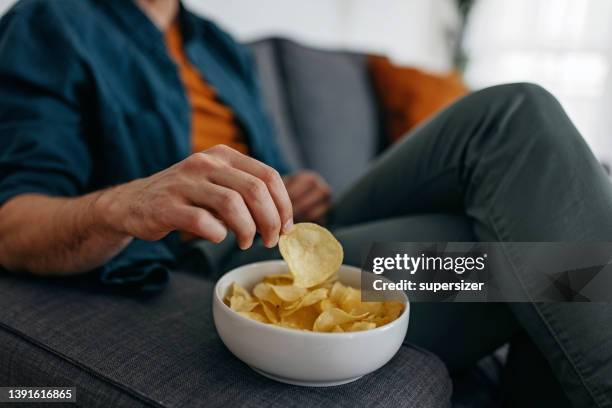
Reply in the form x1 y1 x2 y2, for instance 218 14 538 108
0 0 610 405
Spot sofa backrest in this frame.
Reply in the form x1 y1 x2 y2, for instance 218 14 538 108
249 38 382 193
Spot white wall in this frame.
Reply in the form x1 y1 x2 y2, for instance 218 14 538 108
184 0 460 72
0 0 14 15
464 0 612 163
341 0 460 70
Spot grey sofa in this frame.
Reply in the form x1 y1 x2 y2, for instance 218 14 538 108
250 38 383 193
0 38 480 407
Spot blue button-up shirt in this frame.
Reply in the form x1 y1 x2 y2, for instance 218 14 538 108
0 0 287 288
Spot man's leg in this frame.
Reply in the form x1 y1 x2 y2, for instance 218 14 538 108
331 215 519 374
329 83 612 407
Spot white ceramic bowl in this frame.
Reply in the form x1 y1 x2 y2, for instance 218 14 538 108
213 260 410 387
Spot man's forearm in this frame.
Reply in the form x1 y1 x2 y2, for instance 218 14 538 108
0 147 295 276
0 192 132 275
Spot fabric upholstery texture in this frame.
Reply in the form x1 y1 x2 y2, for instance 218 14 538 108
273 39 381 193
248 39 305 171
0 271 452 408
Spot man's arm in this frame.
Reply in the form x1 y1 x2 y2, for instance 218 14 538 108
0 146 293 276
0 192 132 275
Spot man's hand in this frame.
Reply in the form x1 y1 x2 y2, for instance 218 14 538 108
0 145 294 275
283 171 331 224
98 145 293 250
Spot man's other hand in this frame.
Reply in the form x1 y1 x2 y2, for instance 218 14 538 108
283 171 331 224
97 145 294 250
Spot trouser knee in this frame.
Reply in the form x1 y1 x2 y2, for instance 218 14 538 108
469 82 580 154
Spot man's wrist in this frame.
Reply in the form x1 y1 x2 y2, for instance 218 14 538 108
91 187 130 241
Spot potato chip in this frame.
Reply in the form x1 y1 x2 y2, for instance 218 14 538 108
269 284 307 303
224 282 259 312
312 275 339 290
263 273 294 285
281 288 329 317
366 301 405 327
229 296 259 313
331 325 344 333
383 301 405 320
280 306 319 331
235 303 269 323
329 281 346 304
354 302 384 316
252 282 283 306
339 286 384 316
239 311 268 323
338 286 360 310
279 223 343 288
230 282 252 300
347 321 376 332
259 300 279 323
313 308 369 332
316 298 337 313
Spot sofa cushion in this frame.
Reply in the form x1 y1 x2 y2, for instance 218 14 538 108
275 39 381 193
368 55 468 143
0 271 452 407
249 39 305 171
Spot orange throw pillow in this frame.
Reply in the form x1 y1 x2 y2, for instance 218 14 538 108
368 55 468 143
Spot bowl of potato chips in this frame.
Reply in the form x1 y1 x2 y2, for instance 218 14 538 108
213 223 409 387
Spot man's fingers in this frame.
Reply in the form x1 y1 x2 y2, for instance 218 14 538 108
286 173 332 216
293 187 331 217
189 182 257 250
294 197 331 223
171 205 228 243
282 174 298 191
208 166 281 248
285 174 316 202
289 173 332 221
210 146 293 233
306 201 331 225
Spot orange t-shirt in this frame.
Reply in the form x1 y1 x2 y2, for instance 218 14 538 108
165 21 249 154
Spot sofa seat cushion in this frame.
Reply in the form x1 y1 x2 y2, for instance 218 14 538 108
0 271 452 407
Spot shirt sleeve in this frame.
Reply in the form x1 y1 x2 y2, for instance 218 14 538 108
97 239 174 292
0 4 174 290
0 4 92 206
